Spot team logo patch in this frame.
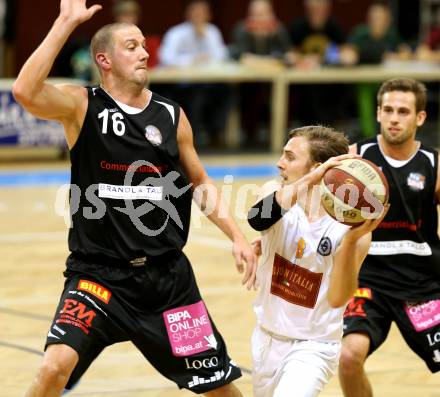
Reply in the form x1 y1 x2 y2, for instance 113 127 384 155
163 301 216 357
407 172 426 191
271 253 322 309
354 288 372 299
295 237 306 260
317 237 332 256
344 297 367 318
57 298 97 334
77 280 112 304
145 125 162 146
404 300 440 332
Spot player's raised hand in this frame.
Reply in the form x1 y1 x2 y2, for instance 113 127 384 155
60 0 102 25
308 153 361 185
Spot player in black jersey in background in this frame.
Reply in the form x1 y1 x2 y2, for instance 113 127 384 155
339 78 440 396
13 1 257 396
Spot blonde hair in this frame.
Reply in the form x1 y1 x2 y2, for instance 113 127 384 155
288 125 349 163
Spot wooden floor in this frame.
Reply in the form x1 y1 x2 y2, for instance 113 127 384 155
0 155 439 397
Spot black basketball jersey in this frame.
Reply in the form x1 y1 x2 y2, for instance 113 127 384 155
68 86 192 260
357 136 440 300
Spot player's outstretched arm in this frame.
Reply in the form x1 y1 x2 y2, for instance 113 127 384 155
328 204 390 308
177 109 258 289
12 0 101 146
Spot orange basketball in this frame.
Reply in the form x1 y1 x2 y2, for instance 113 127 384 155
320 158 389 226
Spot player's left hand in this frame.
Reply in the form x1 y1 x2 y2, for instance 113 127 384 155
346 203 390 241
232 235 258 290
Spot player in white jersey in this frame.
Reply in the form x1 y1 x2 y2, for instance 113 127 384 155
247 126 388 397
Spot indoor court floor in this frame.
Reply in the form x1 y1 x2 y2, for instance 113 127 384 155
0 153 439 397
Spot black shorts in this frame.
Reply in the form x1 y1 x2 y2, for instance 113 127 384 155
343 286 440 373
45 252 241 393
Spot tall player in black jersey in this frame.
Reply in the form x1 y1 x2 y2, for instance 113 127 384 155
338 78 440 396
13 1 257 396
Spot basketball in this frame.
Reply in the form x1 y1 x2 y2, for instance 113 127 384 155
320 158 389 226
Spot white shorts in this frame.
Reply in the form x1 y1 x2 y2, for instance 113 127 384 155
251 326 341 397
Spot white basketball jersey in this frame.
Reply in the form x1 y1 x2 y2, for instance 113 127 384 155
254 204 350 342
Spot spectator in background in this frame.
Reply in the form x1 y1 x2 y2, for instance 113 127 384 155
347 0 403 65
158 0 231 149
287 0 350 128
345 0 408 137
416 5 440 62
229 0 290 148
159 0 227 67
288 0 345 68
112 0 140 25
229 0 290 63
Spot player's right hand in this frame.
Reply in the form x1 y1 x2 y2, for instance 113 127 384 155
308 153 361 186
346 203 390 242
60 0 102 25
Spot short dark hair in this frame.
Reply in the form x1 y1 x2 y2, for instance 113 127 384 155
90 22 134 66
288 125 349 164
377 78 427 112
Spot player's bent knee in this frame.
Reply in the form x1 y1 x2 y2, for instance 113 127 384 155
36 345 77 391
36 361 72 390
339 343 366 376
